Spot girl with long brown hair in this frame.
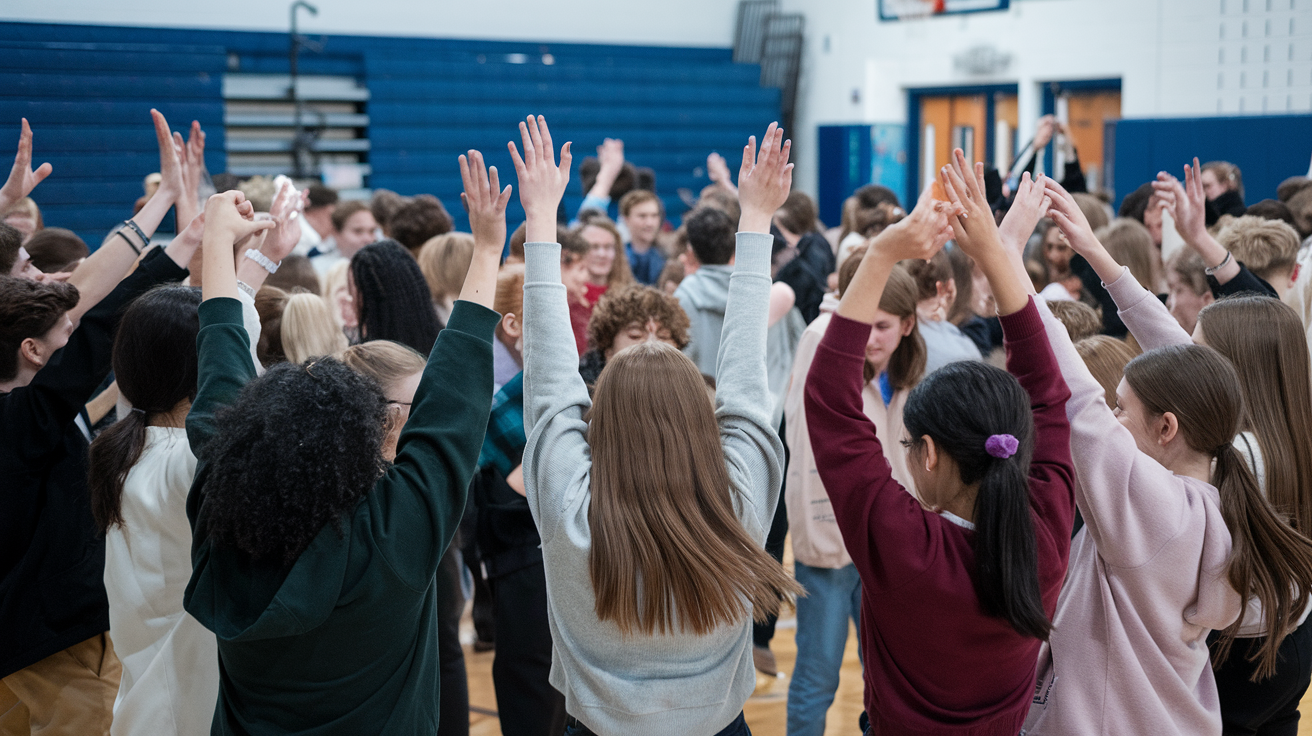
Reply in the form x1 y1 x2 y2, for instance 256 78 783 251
515 115 800 736
1029 175 1312 734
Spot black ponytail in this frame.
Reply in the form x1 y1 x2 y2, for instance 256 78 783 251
87 285 201 532
903 361 1051 640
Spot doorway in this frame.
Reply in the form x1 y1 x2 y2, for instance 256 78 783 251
907 84 1019 199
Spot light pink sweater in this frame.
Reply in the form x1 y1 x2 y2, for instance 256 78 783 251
1022 276 1242 736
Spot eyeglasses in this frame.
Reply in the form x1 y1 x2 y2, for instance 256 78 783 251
388 400 412 408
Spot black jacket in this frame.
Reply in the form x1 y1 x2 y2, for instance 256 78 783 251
0 247 187 677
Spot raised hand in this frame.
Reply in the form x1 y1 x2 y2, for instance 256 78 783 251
205 191 275 245
459 149 512 252
151 110 185 204
939 148 1002 261
1042 177 1124 286
597 138 624 177
736 122 793 234
0 119 53 211
509 115 571 244
263 180 306 262
868 184 958 264
707 151 736 193
998 172 1050 258
1152 158 1206 245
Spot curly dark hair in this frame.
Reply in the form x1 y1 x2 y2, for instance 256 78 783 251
198 357 389 566
587 284 690 354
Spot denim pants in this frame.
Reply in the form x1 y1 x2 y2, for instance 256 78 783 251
564 711 749 735
787 562 862 736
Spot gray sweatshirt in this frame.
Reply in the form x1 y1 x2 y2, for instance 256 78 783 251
521 233 783 736
675 263 804 427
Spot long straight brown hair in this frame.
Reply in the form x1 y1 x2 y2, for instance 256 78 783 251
837 249 926 390
1125 344 1312 679
587 341 803 636
1197 297 1312 537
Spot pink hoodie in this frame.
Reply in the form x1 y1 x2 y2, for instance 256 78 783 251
1022 276 1242 736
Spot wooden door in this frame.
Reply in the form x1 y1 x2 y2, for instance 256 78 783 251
1064 90 1121 190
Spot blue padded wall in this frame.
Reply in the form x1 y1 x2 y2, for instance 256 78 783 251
1111 114 1312 212
0 21 780 242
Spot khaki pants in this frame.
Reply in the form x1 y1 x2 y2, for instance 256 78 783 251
0 634 121 736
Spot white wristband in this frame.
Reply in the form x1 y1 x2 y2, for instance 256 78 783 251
244 249 280 274
236 280 256 298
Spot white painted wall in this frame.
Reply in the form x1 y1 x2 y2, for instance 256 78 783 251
782 0 1312 200
0 0 742 47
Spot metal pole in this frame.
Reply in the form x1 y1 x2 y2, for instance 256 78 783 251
290 1 318 178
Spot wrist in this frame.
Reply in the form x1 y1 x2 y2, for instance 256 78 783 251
739 211 771 235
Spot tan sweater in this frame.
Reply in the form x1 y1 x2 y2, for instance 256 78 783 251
784 302 915 570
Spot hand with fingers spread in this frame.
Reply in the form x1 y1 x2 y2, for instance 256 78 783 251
509 115 572 244
1152 158 1207 246
707 151 737 194
939 149 1002 260
736 122 793 234
998 173 1050 258
459 149 514 309
941 148 1032 315
460 150 513 254
0 119 53 211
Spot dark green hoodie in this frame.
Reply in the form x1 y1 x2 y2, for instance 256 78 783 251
183 297 497 734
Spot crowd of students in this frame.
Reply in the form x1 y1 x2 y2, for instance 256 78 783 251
3 103 1312 736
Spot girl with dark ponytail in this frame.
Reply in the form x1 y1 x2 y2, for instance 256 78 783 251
86 284 218 734
804 152 1076 734
1038 171 1312 735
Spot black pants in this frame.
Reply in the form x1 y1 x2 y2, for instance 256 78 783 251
490 562 567 736
753 416 790 650
565 711 749 735
436 543 469 736
1210 617 1312 736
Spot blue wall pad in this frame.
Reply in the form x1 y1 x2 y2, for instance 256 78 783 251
0 21 780 245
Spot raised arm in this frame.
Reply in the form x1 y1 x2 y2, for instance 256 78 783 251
66 110 195 324
186 192 275 457
942 151 1074 530
511 116 594 536
1044 178 1192 351
715 123 791 531
805 181 959 585
0 119 51 213
370 153 505 585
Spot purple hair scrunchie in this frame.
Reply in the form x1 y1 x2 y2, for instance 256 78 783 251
985 433 1019 459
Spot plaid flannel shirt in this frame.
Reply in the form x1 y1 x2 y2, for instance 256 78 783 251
478 371 526 478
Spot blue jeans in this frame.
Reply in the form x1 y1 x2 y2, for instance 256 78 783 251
564 711 749 735
787 562 862 736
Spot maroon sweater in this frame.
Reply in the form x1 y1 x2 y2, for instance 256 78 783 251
803 298 1074 735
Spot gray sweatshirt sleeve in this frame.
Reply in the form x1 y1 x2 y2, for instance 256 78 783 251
716 231 786 540
521 241 594 542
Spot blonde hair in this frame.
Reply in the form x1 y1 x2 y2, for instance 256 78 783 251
1074 335 1139 409
1047 300 1102 342
321 260 353 331
341 340 427 392
281 291 348 364
417 232 476 309
1096 219 1157 291
1215 215 1301 280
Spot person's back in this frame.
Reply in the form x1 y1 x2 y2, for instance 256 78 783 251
183 181 504 733
674 207 738 376
518 118 799 735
